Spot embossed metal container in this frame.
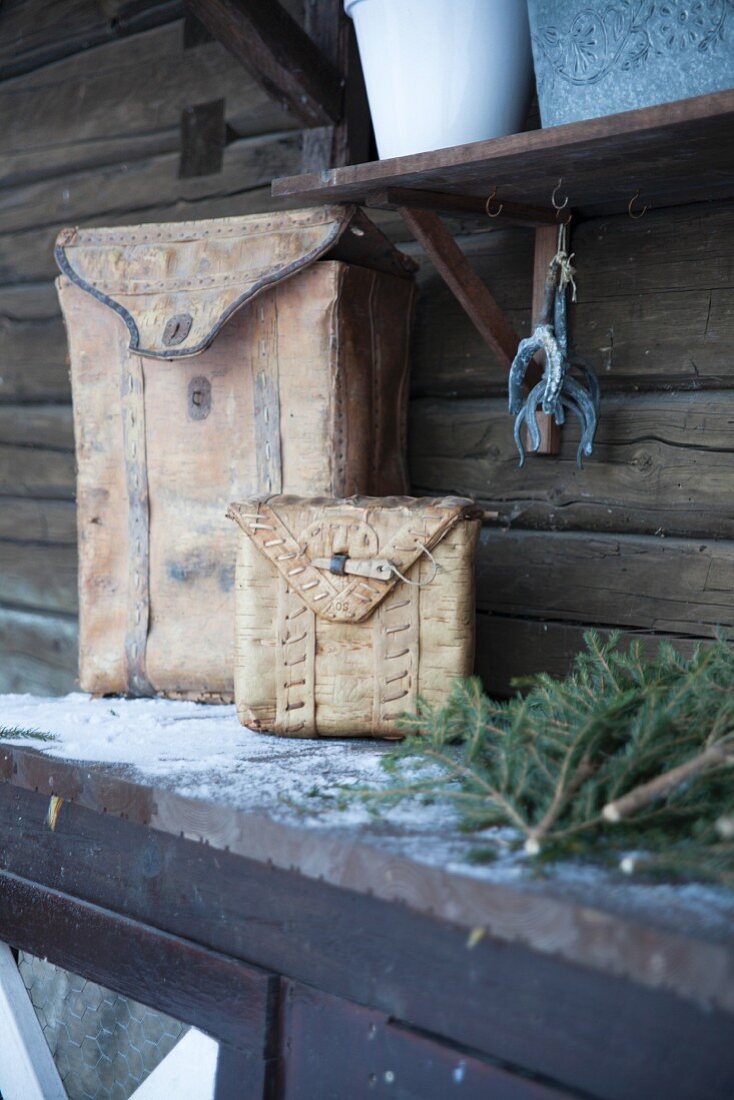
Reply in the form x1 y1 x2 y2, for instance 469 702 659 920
527 0 734 127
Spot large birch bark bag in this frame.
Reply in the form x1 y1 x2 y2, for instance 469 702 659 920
55 207 416 700
228 495 481 738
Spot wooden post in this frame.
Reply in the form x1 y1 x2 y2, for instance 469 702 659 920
302 0 371 171
531 225 562 455
184 0 343 128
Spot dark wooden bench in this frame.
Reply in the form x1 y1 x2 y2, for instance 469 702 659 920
1 700 733 1099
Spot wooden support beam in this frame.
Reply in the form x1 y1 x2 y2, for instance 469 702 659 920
0 870 278 1053
531 224 563 454
301 0 371 171
397 207 519 368
368 187 557 226
184 0 343 128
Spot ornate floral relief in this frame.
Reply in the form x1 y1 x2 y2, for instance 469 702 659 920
534 0 731 86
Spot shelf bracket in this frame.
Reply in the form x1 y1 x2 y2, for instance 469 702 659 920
183 0 343 128
397 207 519 369
398 206 563 458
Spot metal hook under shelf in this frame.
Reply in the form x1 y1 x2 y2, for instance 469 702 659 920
551 177 569 216
628 189 649 219
485 187 504 218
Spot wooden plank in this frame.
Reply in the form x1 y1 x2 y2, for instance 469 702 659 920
0 284 69 403
280 980 574 1100
475 529 734 637
0 870 279 1053
0 941 67 1100
3 745 734 1002
0 184 295 287
0 21 296 185
0 0 183 80
0 404 73 451
272 90 734 216
0 186 279 285
0 130 303 290
0 499 76 544
184 0 342 127
1 783 733 1100
411 202 734 397
0 608 77 695
398 207 519 369
409 390 734 540
0 542 77 613
0 447 75 500
0 129 302 236
214 1044 275 1100
474 614 707 699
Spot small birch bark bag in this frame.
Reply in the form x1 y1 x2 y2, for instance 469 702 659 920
228 495 481 738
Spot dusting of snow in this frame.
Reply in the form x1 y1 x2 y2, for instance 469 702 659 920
2 693 733 938
0 692 456 834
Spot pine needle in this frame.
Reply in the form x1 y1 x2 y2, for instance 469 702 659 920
0 727 56 742
345 633 734 887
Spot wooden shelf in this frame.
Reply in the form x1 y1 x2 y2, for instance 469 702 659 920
273 91 734 217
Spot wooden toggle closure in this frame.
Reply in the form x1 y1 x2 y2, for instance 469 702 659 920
311 556 393 582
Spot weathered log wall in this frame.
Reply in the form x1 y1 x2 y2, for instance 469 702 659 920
405 199 734 685
1 0 732 693
0 1 301 691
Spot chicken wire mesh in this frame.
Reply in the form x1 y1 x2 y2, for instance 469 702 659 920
17 951 188 1100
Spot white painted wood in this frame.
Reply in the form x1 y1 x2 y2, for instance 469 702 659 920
0 941 67 1100
129 1028 218 1100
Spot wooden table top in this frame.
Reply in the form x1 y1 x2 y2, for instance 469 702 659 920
2 692 733 1019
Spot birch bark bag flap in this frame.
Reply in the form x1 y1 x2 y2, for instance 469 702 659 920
55 207 417 699
228 495 482 738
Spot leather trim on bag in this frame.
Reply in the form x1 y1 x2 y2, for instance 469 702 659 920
54 209 359 361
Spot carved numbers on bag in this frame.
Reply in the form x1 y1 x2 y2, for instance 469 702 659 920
162 312 193 346
187 376 212 420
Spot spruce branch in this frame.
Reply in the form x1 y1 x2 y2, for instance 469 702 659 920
336 634 734 887
603 740 734 823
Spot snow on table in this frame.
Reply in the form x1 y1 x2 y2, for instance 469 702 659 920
2 692 734 953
